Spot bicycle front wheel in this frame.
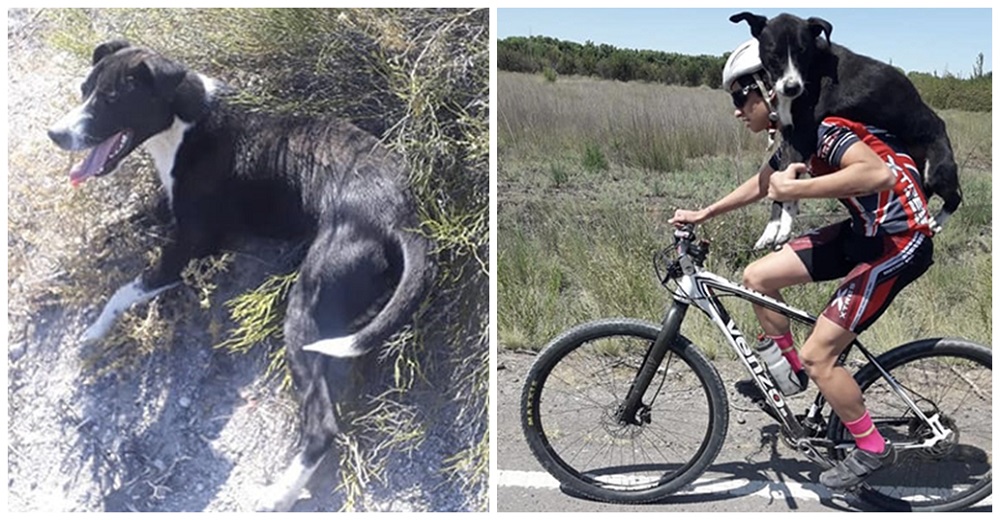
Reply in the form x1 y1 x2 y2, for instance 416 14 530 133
520 318 728 503
828 338 992 511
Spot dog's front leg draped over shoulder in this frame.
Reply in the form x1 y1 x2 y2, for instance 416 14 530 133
754 201 784 251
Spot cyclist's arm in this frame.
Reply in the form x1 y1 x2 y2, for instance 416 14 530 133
702 163 775 218
670 163 774 226
771 142 895 201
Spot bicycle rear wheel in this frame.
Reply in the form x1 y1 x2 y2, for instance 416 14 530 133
521 318 728 503
828 338 992 511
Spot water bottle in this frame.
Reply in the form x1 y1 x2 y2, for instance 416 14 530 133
755 336 806 396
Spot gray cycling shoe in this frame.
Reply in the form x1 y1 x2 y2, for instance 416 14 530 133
820 442 897 490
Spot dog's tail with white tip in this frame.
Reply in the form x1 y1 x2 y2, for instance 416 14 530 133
303 230 434 358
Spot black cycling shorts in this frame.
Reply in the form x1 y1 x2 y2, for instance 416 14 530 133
788 220 934 334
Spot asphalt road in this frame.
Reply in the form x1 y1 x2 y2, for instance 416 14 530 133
496 349 993 513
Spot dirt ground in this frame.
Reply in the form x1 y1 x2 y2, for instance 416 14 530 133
7 10 485 512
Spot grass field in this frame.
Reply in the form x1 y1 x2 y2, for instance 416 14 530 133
498 71 992 359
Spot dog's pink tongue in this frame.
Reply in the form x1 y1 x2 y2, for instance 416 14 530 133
69 133 120 187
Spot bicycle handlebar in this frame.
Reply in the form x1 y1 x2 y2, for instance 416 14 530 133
656 224 709 284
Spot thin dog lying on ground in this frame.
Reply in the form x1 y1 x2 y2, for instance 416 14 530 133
48 40 435 511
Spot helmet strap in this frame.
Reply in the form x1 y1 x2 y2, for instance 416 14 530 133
752 73 778 150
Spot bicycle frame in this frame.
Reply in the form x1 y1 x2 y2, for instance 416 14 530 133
673 270 832 439
619 253 954 453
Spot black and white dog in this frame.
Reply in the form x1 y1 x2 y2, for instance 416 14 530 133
48 41 434 511
731 12 962 249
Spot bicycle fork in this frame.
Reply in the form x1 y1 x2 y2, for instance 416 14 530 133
616 302 689 426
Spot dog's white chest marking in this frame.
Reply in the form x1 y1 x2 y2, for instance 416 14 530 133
140 75 216 208
143 117 191 207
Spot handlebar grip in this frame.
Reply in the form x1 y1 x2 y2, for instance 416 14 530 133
674 223 696 240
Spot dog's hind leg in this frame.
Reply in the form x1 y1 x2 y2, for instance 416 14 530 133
257 230 377 511
923 134 962 232
257 306 346 511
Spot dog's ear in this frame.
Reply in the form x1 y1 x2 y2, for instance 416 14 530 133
137 54 188 101
730 12 768 37
92 40 131 65
807 17 833 44
136 53 208 122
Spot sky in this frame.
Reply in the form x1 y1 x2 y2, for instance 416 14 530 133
497 8 993 77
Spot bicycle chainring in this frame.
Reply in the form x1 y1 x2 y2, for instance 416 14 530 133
908 413 959 459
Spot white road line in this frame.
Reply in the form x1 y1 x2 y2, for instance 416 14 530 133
497 470 993 506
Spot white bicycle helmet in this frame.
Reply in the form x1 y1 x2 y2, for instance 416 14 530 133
722 38 764 90
722 38 779 148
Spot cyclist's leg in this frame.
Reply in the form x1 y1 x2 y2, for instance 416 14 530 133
742 220 852 336
806 231 934 488
803 316 897 488
799 316 863 419
741 245 811 335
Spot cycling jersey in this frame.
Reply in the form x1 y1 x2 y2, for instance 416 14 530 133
768 117 934 237
766 116 936 333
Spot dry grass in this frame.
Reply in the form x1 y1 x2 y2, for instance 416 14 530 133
499 71 761 172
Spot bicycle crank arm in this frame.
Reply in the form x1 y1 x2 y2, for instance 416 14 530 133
795 438 835 470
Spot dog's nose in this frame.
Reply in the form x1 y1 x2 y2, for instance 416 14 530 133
782 80 802 98
48 127 75 150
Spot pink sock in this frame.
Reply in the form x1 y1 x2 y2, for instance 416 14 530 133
769 332 803 372
844 411 886 453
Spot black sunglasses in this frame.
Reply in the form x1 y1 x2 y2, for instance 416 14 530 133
730 82 760 108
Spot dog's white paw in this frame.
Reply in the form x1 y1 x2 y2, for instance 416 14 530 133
772 200 798 248
929 210 950 234
255 477 315 511
773 221 794 248
79 319 112 345
255 452 321 512
255 485 298 512
754 221 780 251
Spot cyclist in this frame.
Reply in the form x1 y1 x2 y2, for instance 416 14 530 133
669 38 935 490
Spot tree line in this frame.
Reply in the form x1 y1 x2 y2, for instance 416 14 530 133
498 36 991 112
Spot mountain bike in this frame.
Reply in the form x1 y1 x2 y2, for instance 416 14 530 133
520 224 991 511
